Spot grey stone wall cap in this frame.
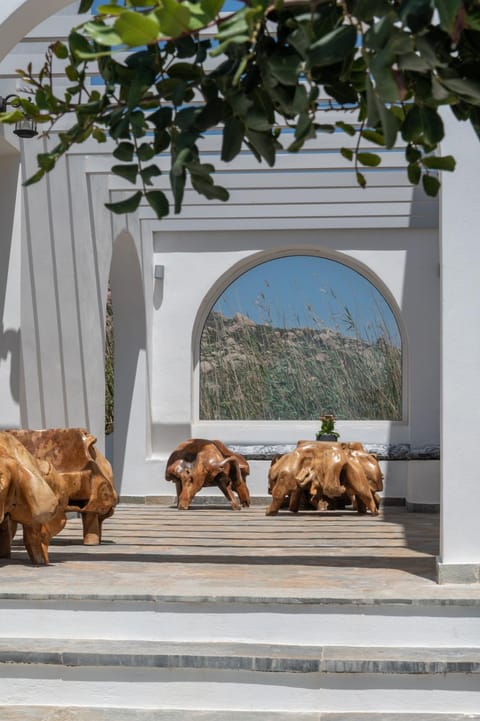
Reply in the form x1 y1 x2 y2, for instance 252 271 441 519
230 443 440 461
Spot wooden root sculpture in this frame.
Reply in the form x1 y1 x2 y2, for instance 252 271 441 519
0 431 65 564
166 438 250 510
9 428 118 546
267 441 382 517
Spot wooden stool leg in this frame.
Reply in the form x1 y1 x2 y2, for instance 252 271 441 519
82 512 101 545
0 517 12 558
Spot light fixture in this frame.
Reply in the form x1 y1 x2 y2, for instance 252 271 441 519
0 94 38 139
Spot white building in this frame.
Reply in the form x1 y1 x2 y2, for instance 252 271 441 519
0 0 479 584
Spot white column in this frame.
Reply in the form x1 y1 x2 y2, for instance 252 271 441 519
438 114 480 583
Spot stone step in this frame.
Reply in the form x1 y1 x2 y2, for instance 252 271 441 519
0 665 479 715
1 712 480 721
1 598 480 648
1 639 479 674
0 711 479 721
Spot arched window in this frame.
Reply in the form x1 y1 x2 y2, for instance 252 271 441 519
200 255 402 421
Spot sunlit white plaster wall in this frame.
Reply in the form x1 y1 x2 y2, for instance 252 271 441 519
439 113 480 580
151 228 439 451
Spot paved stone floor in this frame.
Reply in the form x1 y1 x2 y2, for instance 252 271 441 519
2 504 480 602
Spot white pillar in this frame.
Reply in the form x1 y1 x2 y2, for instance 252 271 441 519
438 114 480 583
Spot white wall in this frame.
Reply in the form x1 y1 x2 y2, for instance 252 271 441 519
151 228 440 451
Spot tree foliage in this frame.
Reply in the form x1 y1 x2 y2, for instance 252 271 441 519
2 0 480 217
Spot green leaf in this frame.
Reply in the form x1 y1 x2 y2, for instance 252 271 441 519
222 116 244 162
288 112 315 152
198 0 224 18
168 62 203 80
23 168 46 187
336 121 356 136
65 65 79 82
92 127 107 142
105 191 143 214
422 173 440 196
370 52 399 103
190 174 229 201
83 21 123 47
341 147 353 161
436 0 462 33
377 103 400 148
140 164 162 185
149 107 173 129
361 129 385 145
402 105 422 142
37 153 56 172
408 162 421 184
52 41 69 59
114 11 160 46
307 25 357 69
0 109 24 124
245 130 276 166
137 143 155 161
357 152 382 167
356 171 367 188
170 165 186 213
421 154 456 171
113 141 135 161
438 76 480 105
172 147 192 175
69 31 94 60
364 16 394 51
97 4 126 15
420 107 444 145
405 144 421 163
154 0 191 38
78 0 94 12
398 52 431 72
398 0 433 32
268 54 303 86
246 107 272 132
111 164 139 183
130 109 147 137
154 128 171 153
146 190 169 217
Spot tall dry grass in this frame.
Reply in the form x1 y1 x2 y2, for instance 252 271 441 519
200 302 402 421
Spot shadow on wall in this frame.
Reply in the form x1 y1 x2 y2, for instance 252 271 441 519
109 231 146 493
0 152 21 415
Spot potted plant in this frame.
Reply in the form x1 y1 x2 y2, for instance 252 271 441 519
315 414 340 442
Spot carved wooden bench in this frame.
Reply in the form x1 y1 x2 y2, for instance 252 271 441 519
9 428 118 545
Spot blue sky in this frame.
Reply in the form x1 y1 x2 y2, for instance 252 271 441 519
92 0 243 9
213 256 401 346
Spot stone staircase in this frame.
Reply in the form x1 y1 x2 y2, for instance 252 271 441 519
0 505 479 719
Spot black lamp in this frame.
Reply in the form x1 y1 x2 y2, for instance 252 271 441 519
0 94 38 138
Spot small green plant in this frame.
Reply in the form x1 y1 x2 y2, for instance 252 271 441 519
316 414 339 441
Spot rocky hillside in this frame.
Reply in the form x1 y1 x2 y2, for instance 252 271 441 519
200 311 401 421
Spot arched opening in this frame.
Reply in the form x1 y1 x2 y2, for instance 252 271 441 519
108 231 146 493
199 254 403 422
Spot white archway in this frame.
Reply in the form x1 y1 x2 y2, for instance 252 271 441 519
0 0 73 61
